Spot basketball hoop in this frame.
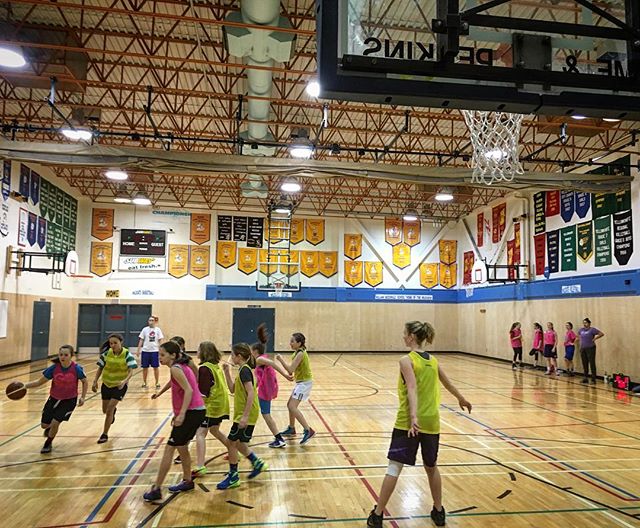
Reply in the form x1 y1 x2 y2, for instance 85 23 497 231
462 110 524 186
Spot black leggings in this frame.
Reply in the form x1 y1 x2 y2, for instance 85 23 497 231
581 346 597 380
512 347 522 363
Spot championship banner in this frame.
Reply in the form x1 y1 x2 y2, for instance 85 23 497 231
19 164 30 200
2 160 10 201
259 249 279 275
483 214 492 249
267 219 287 244
305 219 325 246
594 216 612 267
300 251 319 277
534 234 546 276
463 251 474 285
63 193 71 229
190 213 211 245
491 203 503 243
560 190 575 223
27 212 37 246
39 178 49 219
344 234 362 260
217 215 232 240
575 192 591 219
545 191 560 217
344 260 363 286
216 241 236 268
37 216 46 249
247 217 264 248
592 193 616 219
439 263 457 289
616 187 631 213
514 222 521 263
168 245 189 278
280 250 300 276
290 218 304 244
560 226 576 271
385 217 402 246
364 261 383 287
613 210 633 265
233 216 248 242
534 192 546 234
319 251 338 278
189 246 210 279
29 170 40 205
403 220 421 247
577 221 593 263
55 187 63 225
90 242 113 277
91 208 114 240
477 212 484 247
392 242 411 269
546 230 560 274
420 263 438 289
507 239 515 280
439 239 457 265
498 202 507 240
0 203 8 237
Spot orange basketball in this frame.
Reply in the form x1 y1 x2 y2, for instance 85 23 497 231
6 381 26 401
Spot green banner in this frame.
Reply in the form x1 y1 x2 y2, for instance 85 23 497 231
63 193 71 229
576 221 593 262
39 178 49 219
561 225 577 271
594 216 612 267
61 229 70 252
70 197 78 231
46 219 53 251
592 192 616 219
55 187 64 225
616 186 631 212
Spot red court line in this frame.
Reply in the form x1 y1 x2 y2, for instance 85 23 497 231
309 400 401 528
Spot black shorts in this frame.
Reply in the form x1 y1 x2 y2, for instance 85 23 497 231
168 409 206 447
200 415 229 428
228 423 255 443
42 397 77 424
387 428 440 467
101 383 128 401
543 344 557 358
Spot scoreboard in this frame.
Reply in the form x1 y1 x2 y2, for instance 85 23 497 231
120 229 166 256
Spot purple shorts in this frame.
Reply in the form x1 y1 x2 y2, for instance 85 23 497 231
141 351 159 368
387 428 439 467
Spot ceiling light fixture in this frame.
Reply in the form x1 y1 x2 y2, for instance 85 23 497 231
603 118 621 123
289 144 314 159
571 114 588 120
434 188 454 202
281 181 302 193
105 170 128 181
60 127 93 141
132 195 152 206
403 209 419 222
0 46 26 68
306 81 321 98
113 195 132 204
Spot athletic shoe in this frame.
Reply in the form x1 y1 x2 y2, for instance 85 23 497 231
155 384 161 389
248 458 268 479
142 383 147 388
280 426 296 436
173 456 182 464
97 433 108 444
555 370 561 376
300 428 316 445
168 479 195 493
143 486 162 502
191 466 207 478
367 508 383 528
40 443 52 454
216 471 240 490
431 506 446 527
268 438 287 448
581 378 589 384
544 370 551 375
512 363 517 370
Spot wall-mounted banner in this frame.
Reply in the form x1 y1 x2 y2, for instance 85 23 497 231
492 203 506 242
577 221 593 263
507 239 515 280
439 239 457 265
546 230 559 274
280 250 299 276
364 261 383 287
344 233 362 260
477 212 484 247
19 164 30 200
463 251 474 285
560 226 576 271
91 208 114 240
616 187 631 212
290 218 304 244
267 219 286 244
514 222 521 263
29 170 40 205
2 160 10 201
319 251 338 278
344 260 363 287
305 219 325 245
392 242 411 269
613 210 633 265
189 246 210 279
232 216 247 242
259 249 279 275
533 192 545 234
62 193 71 230
420 263 438 289
247 217 264 248
91 242 113 276
27 212 37 246
534 233 546 276
594 216 612 267
545 191 559 217
168 245 189 278
300 250 319 277
119 256 166 272
592 193 616 219
190 213 211 245
575 192 591 219
0 203 8 237
37 216 46 249
403 220 421 247
439 263 457 289
237 248 258 275
385 217 402 245
217 215 232 241
560 190 574 223
216 241 236 268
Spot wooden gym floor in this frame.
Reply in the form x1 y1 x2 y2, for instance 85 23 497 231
1 352 639 528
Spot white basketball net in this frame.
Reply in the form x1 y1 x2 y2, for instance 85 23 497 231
462 110 524 186
273 280 285 297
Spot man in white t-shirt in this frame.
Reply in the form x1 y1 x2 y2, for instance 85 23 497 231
137 316 164 389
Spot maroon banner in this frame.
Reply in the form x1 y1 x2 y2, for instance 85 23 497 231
477 212 484 247
546 191 560 217
492 203 506 243
463 251 474 285
534 234 546 276
507 239 515 280
514 222 521 263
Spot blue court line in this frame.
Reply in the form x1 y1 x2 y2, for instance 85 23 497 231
81 412 173 527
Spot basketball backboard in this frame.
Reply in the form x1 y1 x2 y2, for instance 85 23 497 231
318 0 640 118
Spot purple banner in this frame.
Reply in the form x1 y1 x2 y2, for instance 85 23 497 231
2 160 10 201
27 212 37 246
30 170 40 205
19 165 30 200
38 216 47 249
575 192 591 219
560 190 574 223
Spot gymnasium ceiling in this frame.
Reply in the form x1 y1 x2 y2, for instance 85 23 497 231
0 0 637 220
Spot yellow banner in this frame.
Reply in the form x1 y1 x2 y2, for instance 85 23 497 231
290 218 304 244
190 213 211 245
319 251 338 277
279 249 300 276
364 261 383 287
385 217 402 246
439 263 457 289
420 263 438 289
190 246 210 279
238 247 258 275
439 239 457 265
216 241 236 268
305 219 325 245
91 208 114 241
300 250 319 277
90 242 112 277
266 219 288 244
403 220 421 247
344 233 362 260
344 260 363 287
168 244 189 278
392 242 411 269
259 249 279 275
